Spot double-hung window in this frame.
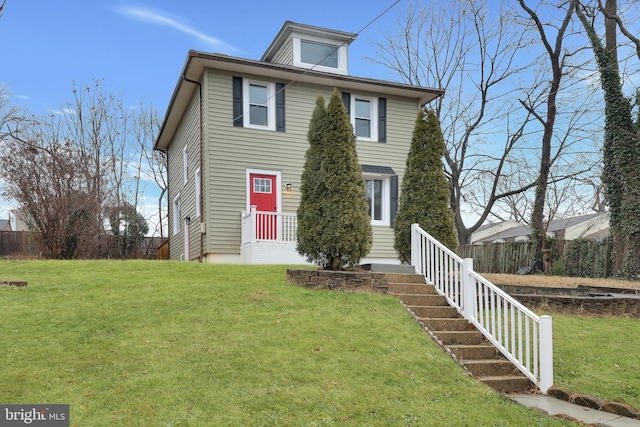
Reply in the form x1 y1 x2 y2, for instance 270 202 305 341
345 94 381 142
243 80 276 130
233 77 285 132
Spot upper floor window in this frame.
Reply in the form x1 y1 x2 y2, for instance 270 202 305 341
243 80 276 130
292 36 348 74
300 40 338 68
233 77 285 132
351 96 378 141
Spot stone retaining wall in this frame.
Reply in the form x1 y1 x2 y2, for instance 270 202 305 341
511 294 640 317
496 285 640 317
286 269 390 294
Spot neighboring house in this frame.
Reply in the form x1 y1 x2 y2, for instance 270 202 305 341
9 210 28 232
154 21 443 263
0 219 11 231
470 213 610 245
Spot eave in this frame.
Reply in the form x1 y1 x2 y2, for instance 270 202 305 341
154 50 445 151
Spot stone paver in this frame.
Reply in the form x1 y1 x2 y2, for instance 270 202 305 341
511 394 640 426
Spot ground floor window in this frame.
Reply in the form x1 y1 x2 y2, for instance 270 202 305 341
364 175 389 226
172 194 181 235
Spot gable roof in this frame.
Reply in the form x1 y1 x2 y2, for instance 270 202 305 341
471 213 609 244
154 50 444 151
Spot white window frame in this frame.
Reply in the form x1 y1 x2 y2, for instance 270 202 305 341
292 33 348 75
194 167 201 219
182 145 188 184
243 79 276 131
351 95 378 142
363 174 390 226
172 193 181 235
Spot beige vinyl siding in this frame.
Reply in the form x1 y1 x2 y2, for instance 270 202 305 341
271 39 293 66
167 87 201 260
356 95 418 258
202 69 420 259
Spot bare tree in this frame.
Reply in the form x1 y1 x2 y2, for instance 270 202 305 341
0 116 104 258
372 0 543 244
0 81 161 258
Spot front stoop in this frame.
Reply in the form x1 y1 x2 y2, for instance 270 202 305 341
387 275 534 394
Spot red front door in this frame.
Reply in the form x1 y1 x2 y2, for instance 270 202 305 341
250 173 277 239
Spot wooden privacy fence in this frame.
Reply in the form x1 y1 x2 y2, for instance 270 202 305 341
0 231 168 260
458 238 612 278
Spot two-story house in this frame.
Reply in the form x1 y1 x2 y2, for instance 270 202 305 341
154 21 443 263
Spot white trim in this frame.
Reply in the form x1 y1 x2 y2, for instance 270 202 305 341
184 218 190 261
182 145 188 184
291 32 348 75
194 167 201 218
245 169 282 213
363 174 390 226
351 95 378 142
242 79 276 131
172 193 181 235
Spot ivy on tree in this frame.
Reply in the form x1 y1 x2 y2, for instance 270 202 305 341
394 108 457 264
297 89 372 270
576 3 640 278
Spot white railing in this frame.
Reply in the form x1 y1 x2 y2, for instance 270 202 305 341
241 206 298 244
410 223 553 393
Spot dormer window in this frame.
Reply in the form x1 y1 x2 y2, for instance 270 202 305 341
300 40 339 68
262 22 355 75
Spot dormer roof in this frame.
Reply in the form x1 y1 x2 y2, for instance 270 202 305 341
261 21 357 63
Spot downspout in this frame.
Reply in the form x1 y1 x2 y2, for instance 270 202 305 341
183 74 205 262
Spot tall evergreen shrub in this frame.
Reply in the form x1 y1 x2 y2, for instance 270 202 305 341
394 109 457 264
297 90 372 270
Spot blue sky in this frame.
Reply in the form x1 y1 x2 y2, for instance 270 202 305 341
0 0 402 116
0 0 405 226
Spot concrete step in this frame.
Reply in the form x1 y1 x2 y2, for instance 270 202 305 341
447 344 499 360
464 359 520 377
409 305 459 318
388 282 436 295
435 331 485 345
479 375 533 393
397 294 448 306
380 273 426 283
420 317 471 331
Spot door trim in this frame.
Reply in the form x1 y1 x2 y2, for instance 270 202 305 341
246 168 281 213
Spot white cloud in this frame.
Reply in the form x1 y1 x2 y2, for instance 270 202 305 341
117 6 238 53
47 107 75 116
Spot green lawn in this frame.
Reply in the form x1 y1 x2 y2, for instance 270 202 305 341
0 260 573 426
551 313 640 408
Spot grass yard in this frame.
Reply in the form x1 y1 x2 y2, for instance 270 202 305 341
551 313 640 408
1 261 574 426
